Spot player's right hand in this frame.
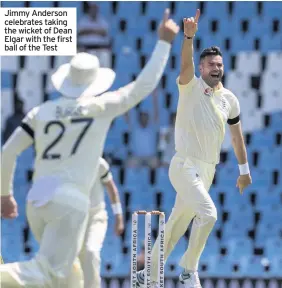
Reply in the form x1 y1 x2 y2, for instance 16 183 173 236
236 174 252 195
1 195 18 219
183 9 201 37
158 9 180 44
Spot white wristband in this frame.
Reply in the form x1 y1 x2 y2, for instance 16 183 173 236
112 203 123 215
238 163 250 175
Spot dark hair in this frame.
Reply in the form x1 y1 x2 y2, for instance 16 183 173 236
200 46 222 61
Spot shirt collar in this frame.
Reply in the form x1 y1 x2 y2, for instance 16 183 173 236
200 77 224 95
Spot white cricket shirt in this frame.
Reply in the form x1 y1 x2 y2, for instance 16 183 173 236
175 76 240 164
1 40 171 201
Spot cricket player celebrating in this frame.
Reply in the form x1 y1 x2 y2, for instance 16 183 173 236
79 157 124 288
137 9 252 288
0 9 179 287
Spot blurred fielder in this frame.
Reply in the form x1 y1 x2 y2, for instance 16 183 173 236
137 9 252 288
0 9 179 287
79 157 124 288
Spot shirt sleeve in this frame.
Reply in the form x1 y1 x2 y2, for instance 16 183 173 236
176 76 198 96
227 95 240 125
1 127 34 195
97 40 171 119
21 106 39 139
98 158 113 184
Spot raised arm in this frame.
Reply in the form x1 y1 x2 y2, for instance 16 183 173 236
179 9 200 85
99 9 179 118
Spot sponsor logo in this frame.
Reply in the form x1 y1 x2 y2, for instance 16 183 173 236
159 229 165 287
132 229 137 283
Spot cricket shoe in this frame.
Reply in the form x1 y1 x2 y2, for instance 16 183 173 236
136 270 145 288
136 271 158 288
179 271 202 288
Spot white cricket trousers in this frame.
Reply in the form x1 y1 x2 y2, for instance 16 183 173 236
79 207 108 288
0 184 89 288
151 152 217 281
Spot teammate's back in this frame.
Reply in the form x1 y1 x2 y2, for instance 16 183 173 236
26 96 110 195
0 9 180 288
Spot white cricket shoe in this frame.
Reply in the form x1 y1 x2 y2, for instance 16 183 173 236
136 270 145 288
179 271 202 288
136 271 159 288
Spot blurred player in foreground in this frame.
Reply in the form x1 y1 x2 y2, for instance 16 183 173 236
137 9 252 288
79 157 124 288
0 9 179 287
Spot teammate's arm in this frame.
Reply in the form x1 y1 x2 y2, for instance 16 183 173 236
104 179 124 236
229 120 252 194
98 158 124 236
1 126 34 218
2 127 34 196
1 107 37 218
179 9 200 85
97 9 179 118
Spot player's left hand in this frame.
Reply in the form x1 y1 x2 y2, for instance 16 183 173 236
236 174 252 194
115 214 125 236
1 195 18 219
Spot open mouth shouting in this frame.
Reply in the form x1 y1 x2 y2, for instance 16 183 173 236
210 72 220 80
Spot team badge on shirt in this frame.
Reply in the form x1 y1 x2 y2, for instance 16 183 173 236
204 88 212 97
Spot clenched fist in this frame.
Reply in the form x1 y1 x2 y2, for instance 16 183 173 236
1 195 18 219
236 174 252 194
183 9 201 38
158 9 180 44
